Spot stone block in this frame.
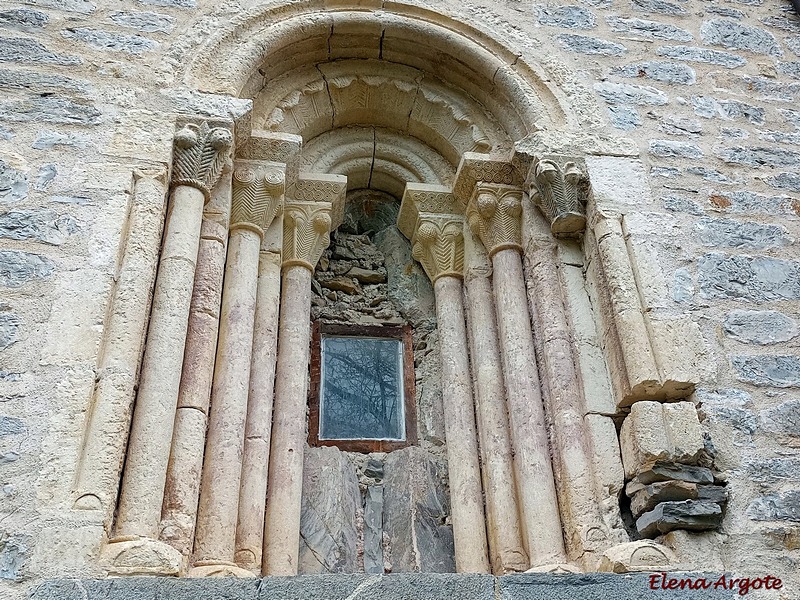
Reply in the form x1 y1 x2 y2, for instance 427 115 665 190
0 210 78 246
597 540 676 573
649 140 703 159
724 310 798 345
661 530 726 571
620 402 704 478
732 355 800 387
715 146 800 167
595 82 668 106
605 17 692 41
537 6 596 29
746 490 800 521
636 500 723 538
556 34 626 56
629 461 715 487
655 45 746 68
110 10 176 33
701 18 782 57
696 218 789 250
630 481 698 518
698 253 800 302
0 249 54 287
632 0 686 15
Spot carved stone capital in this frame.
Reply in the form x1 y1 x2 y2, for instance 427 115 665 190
411 214 465 283
230 160 285 236
290 172 347 229
452 152 522 212
528 155 590 238
282 201 332 271
172 121 233 202
466 183 523 257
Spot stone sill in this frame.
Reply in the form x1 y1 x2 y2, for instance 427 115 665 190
29 572 738 599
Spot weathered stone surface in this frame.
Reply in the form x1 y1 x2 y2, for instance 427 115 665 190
715 145 800 167
557 33 626 55
760 400 800 437
0 160 27 204
320 276 361 295
633 462 715 486
613 61 695 85
656 45 746 67
700 18 782 57
691 96 765 124
630 480 699 517
636 500 723 538
0 69 88 93
649 140 703 158
685 167 738 184
708 6 744 19
608 105 640 130
671 267 695 303
778 61 800 79
759 129 800 146
33 164 56 191
746 491 800 521
663 195 703 215
383 447 454 573
0 9 47 29
0 249 54 287
364 485 385 574
0 533 30 581
0 306 20 351
537 6 595 29
698 253 800 301
605 17 692 41
652 167 681 178
632 0 686 15
32 130 91 150
62 27 158 54
25 0 96 13
724 310 798 345
348 266 386 284
706 190 797 214
138 0 196 7
765 172 800 192
0 210 78 245
597 540 676 573
732 355 800 387
0 37 81 65
299 446 360 574
0 95 101 125
745 457 800 483
696 217 789 250
595 81 668 105
0 416 24 437
110 10 176 33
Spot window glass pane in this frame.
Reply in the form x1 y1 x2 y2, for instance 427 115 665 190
320 336 405 440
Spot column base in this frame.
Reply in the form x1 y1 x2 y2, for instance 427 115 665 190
101 536 185 576
525 563 582 574
188 561 257 578
597 540 676 573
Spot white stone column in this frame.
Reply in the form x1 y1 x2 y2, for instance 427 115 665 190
234 246 282 573
462 227 528 574
73 168 167 523
103 121 231 576
409 212 490 574
467 182 567 568
191 163 284 577
262 200 333 576
160 166 231 556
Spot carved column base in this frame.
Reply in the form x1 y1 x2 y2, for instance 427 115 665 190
101 536 185 576
597 540 676 574
550 211 586 237
525 563 583 574
187 561 257 578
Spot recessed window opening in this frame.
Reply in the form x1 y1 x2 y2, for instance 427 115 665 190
309 323 416 452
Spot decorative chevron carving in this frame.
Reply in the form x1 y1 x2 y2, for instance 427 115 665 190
529 155 590 238
172 121 233 201
282 201 332 271
231 161 285 235
466 183 523 257
411 214 465 283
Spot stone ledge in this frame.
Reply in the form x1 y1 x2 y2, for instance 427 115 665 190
28 572 739 600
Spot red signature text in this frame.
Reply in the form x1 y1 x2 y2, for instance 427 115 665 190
648 572 783 596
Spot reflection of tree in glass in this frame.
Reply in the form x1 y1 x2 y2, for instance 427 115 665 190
321 336 403 440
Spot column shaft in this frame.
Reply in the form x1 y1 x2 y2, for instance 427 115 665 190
193 228 262 566
116 184 206 539
464 272 528 573
160 173 231 555
491 248 566 566
433 275 490 574
262 265 313 576
235 251 282 572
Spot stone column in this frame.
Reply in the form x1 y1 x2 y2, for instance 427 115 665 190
73 168 167 523
234 246 282 573
526 159 610 568
159 165 232 555
262 200 333 576
411 213 490 574
466 182 567 568
462 227 528 574
191 163 284 577
102 121 232 576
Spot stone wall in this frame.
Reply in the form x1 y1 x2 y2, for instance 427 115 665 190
302 194 452 574
0 0 799 597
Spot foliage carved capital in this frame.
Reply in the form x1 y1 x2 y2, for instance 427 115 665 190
528 155 590 238
282 201 332 271
171 121 233 202
231 161 285 236
466 183 523 257
411 214 465 283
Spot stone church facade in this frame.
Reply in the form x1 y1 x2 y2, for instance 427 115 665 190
1 0 799 598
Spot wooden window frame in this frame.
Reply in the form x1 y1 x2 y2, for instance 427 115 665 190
309 321 417 453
